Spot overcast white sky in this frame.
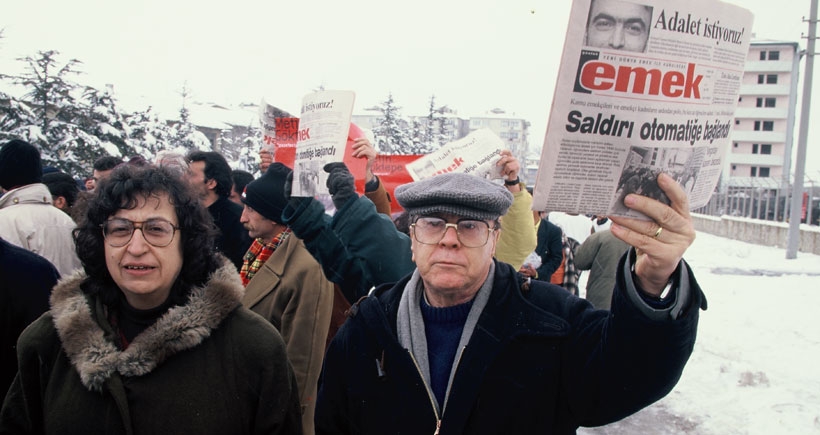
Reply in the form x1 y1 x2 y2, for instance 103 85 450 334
2 0 820 177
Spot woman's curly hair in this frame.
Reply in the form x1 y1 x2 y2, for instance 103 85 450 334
74 164 220 307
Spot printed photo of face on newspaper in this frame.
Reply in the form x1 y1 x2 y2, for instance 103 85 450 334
585 0 654 53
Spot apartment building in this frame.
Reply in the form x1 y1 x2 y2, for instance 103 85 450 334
728 40 801 189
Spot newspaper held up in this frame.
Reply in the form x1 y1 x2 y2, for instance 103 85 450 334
531 0 753 220
292 90 356 197
405 128 506 181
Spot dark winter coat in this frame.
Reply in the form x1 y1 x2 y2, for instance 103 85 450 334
0 238 60 395
209 196 253 271
282 195 414 305
534 218 564 280
0 260 302 435
315 256 705 434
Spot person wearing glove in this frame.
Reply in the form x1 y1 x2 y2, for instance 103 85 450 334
281 162 414 306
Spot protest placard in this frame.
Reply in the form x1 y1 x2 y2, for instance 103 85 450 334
405 129 507 181
290 90 356 197
532 0 753 220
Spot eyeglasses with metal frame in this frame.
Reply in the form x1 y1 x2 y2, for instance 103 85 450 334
410 216 497 248
100 218 180 248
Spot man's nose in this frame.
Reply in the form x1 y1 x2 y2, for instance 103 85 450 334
440 224 460 245
609 24 626 48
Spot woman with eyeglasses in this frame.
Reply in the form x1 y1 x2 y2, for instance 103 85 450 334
0 165 302 434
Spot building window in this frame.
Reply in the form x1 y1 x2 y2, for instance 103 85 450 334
758 74 765 84
754 121 775 131
756 97 776 108
751 167 757 176
768 51 780 60
761 144 772 154
766 74 778 84
734 142 739 148
759 51 767 60
735 119 741 125
752 144 759 154
760 167 770 177
732 165 737 170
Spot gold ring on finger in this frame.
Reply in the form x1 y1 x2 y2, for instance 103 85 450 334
652 226 663 239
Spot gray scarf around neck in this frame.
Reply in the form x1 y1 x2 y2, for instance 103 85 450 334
397 262 495 414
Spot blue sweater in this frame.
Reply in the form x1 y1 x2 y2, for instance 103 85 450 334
420 297 474 407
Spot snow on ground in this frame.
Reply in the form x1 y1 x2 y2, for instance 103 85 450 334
579 231 820 434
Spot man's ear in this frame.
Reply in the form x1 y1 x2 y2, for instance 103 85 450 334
205 178 218 191
53 196 67 211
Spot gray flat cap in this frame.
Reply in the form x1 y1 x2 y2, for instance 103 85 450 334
395 173 514 220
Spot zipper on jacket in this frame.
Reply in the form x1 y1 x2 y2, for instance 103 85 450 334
407 350 442 434
443 345 467 410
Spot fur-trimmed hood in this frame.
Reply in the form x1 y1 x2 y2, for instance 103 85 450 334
49 258 244 392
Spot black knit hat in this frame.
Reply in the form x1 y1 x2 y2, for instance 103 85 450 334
0 139 43 190
395 172 513 221
241 162 291 222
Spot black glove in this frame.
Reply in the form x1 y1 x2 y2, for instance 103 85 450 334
324 162 357 210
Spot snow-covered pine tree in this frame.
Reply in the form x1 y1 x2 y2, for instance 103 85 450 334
5 50 106 176
125 106 176 158
238 122 262 173
424 95 438 147
0 92 39 143
372 93 412 154
170 84 211 151
81 85 137 161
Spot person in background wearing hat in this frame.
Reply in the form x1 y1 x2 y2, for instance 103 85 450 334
314 171 706 434
185 151 253 272
239 163 334 435
0 139 81 276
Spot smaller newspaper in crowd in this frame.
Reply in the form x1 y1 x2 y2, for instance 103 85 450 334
291 90 356 197
532 0 754 219
405 128 506 181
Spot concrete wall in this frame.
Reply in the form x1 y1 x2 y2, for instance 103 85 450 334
692 213 820 255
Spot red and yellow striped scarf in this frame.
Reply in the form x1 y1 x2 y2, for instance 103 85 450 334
240 228 292 286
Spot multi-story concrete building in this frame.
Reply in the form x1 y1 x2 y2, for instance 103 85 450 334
728 40 801 189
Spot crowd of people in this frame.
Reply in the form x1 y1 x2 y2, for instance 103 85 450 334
0 136 706 434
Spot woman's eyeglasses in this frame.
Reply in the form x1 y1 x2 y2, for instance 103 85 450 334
100 218 180 247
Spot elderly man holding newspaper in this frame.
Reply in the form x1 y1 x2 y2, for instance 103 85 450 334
314 167 706 434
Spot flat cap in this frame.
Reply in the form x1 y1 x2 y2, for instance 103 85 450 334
395 172 513 221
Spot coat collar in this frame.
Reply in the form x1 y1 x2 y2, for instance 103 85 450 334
242 234 300 308
50 258 244 392
0 183 53 208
